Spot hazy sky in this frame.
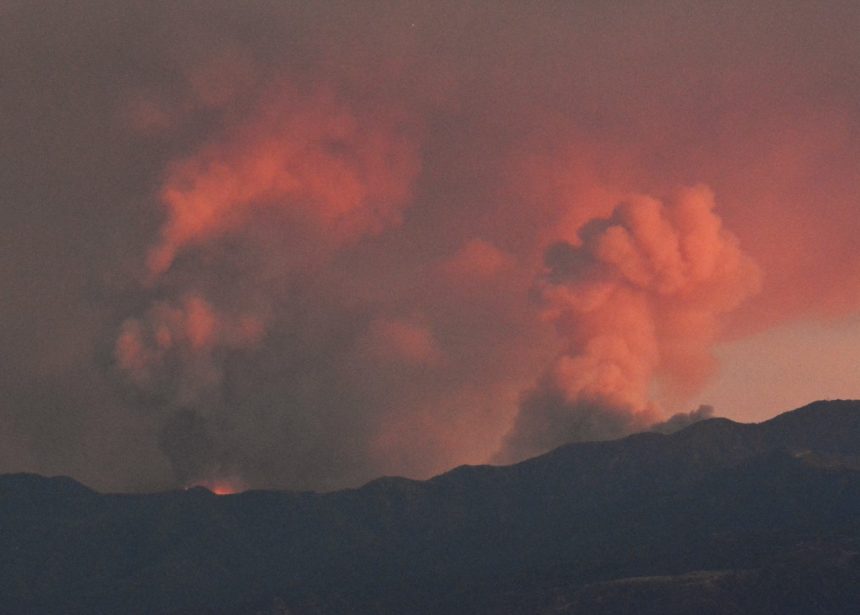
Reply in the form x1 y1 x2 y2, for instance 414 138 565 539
2 1 860 492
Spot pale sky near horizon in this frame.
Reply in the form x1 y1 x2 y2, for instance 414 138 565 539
697 316 860 424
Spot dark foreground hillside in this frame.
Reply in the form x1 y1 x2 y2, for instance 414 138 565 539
2 400 860 614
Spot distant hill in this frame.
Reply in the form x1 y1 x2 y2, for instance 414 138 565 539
2 400 860 614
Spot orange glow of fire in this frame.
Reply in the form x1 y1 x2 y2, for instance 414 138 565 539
208 484 240 495
188 480 246 495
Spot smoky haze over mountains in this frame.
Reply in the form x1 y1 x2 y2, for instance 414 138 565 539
2 400 860 614
3 1 860 492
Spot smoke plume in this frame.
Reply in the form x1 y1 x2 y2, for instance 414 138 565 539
500 187 760 461
650 405 716 435
3 2 860 491
112 78 423 486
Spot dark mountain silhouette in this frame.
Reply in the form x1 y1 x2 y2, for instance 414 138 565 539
2 400 860 614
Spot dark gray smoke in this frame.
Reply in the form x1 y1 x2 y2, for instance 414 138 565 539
496 387 654 464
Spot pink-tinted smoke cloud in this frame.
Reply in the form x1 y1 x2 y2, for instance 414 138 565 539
500 186 761 460
147 84 420 278
3 1 860 492
115 80 422 486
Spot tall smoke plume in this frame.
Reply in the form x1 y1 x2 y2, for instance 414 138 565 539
500 187 760 461
114 82 422 487
3 1 860 491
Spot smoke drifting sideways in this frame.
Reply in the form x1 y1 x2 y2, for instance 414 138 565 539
146 84 420 279
499 188 760 462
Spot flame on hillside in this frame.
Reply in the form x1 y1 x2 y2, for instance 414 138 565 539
186 479 246 495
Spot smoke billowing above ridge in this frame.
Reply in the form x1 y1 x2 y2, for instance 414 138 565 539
499 187 760 461
651 405 716 435
112 81 423 487
2 1 860 491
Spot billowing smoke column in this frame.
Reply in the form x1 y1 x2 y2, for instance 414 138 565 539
115 294 265 484
500 186 760 461
114 84 421 487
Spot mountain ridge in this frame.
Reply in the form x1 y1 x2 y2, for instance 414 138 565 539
7 397 860 497
2 399 860 614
